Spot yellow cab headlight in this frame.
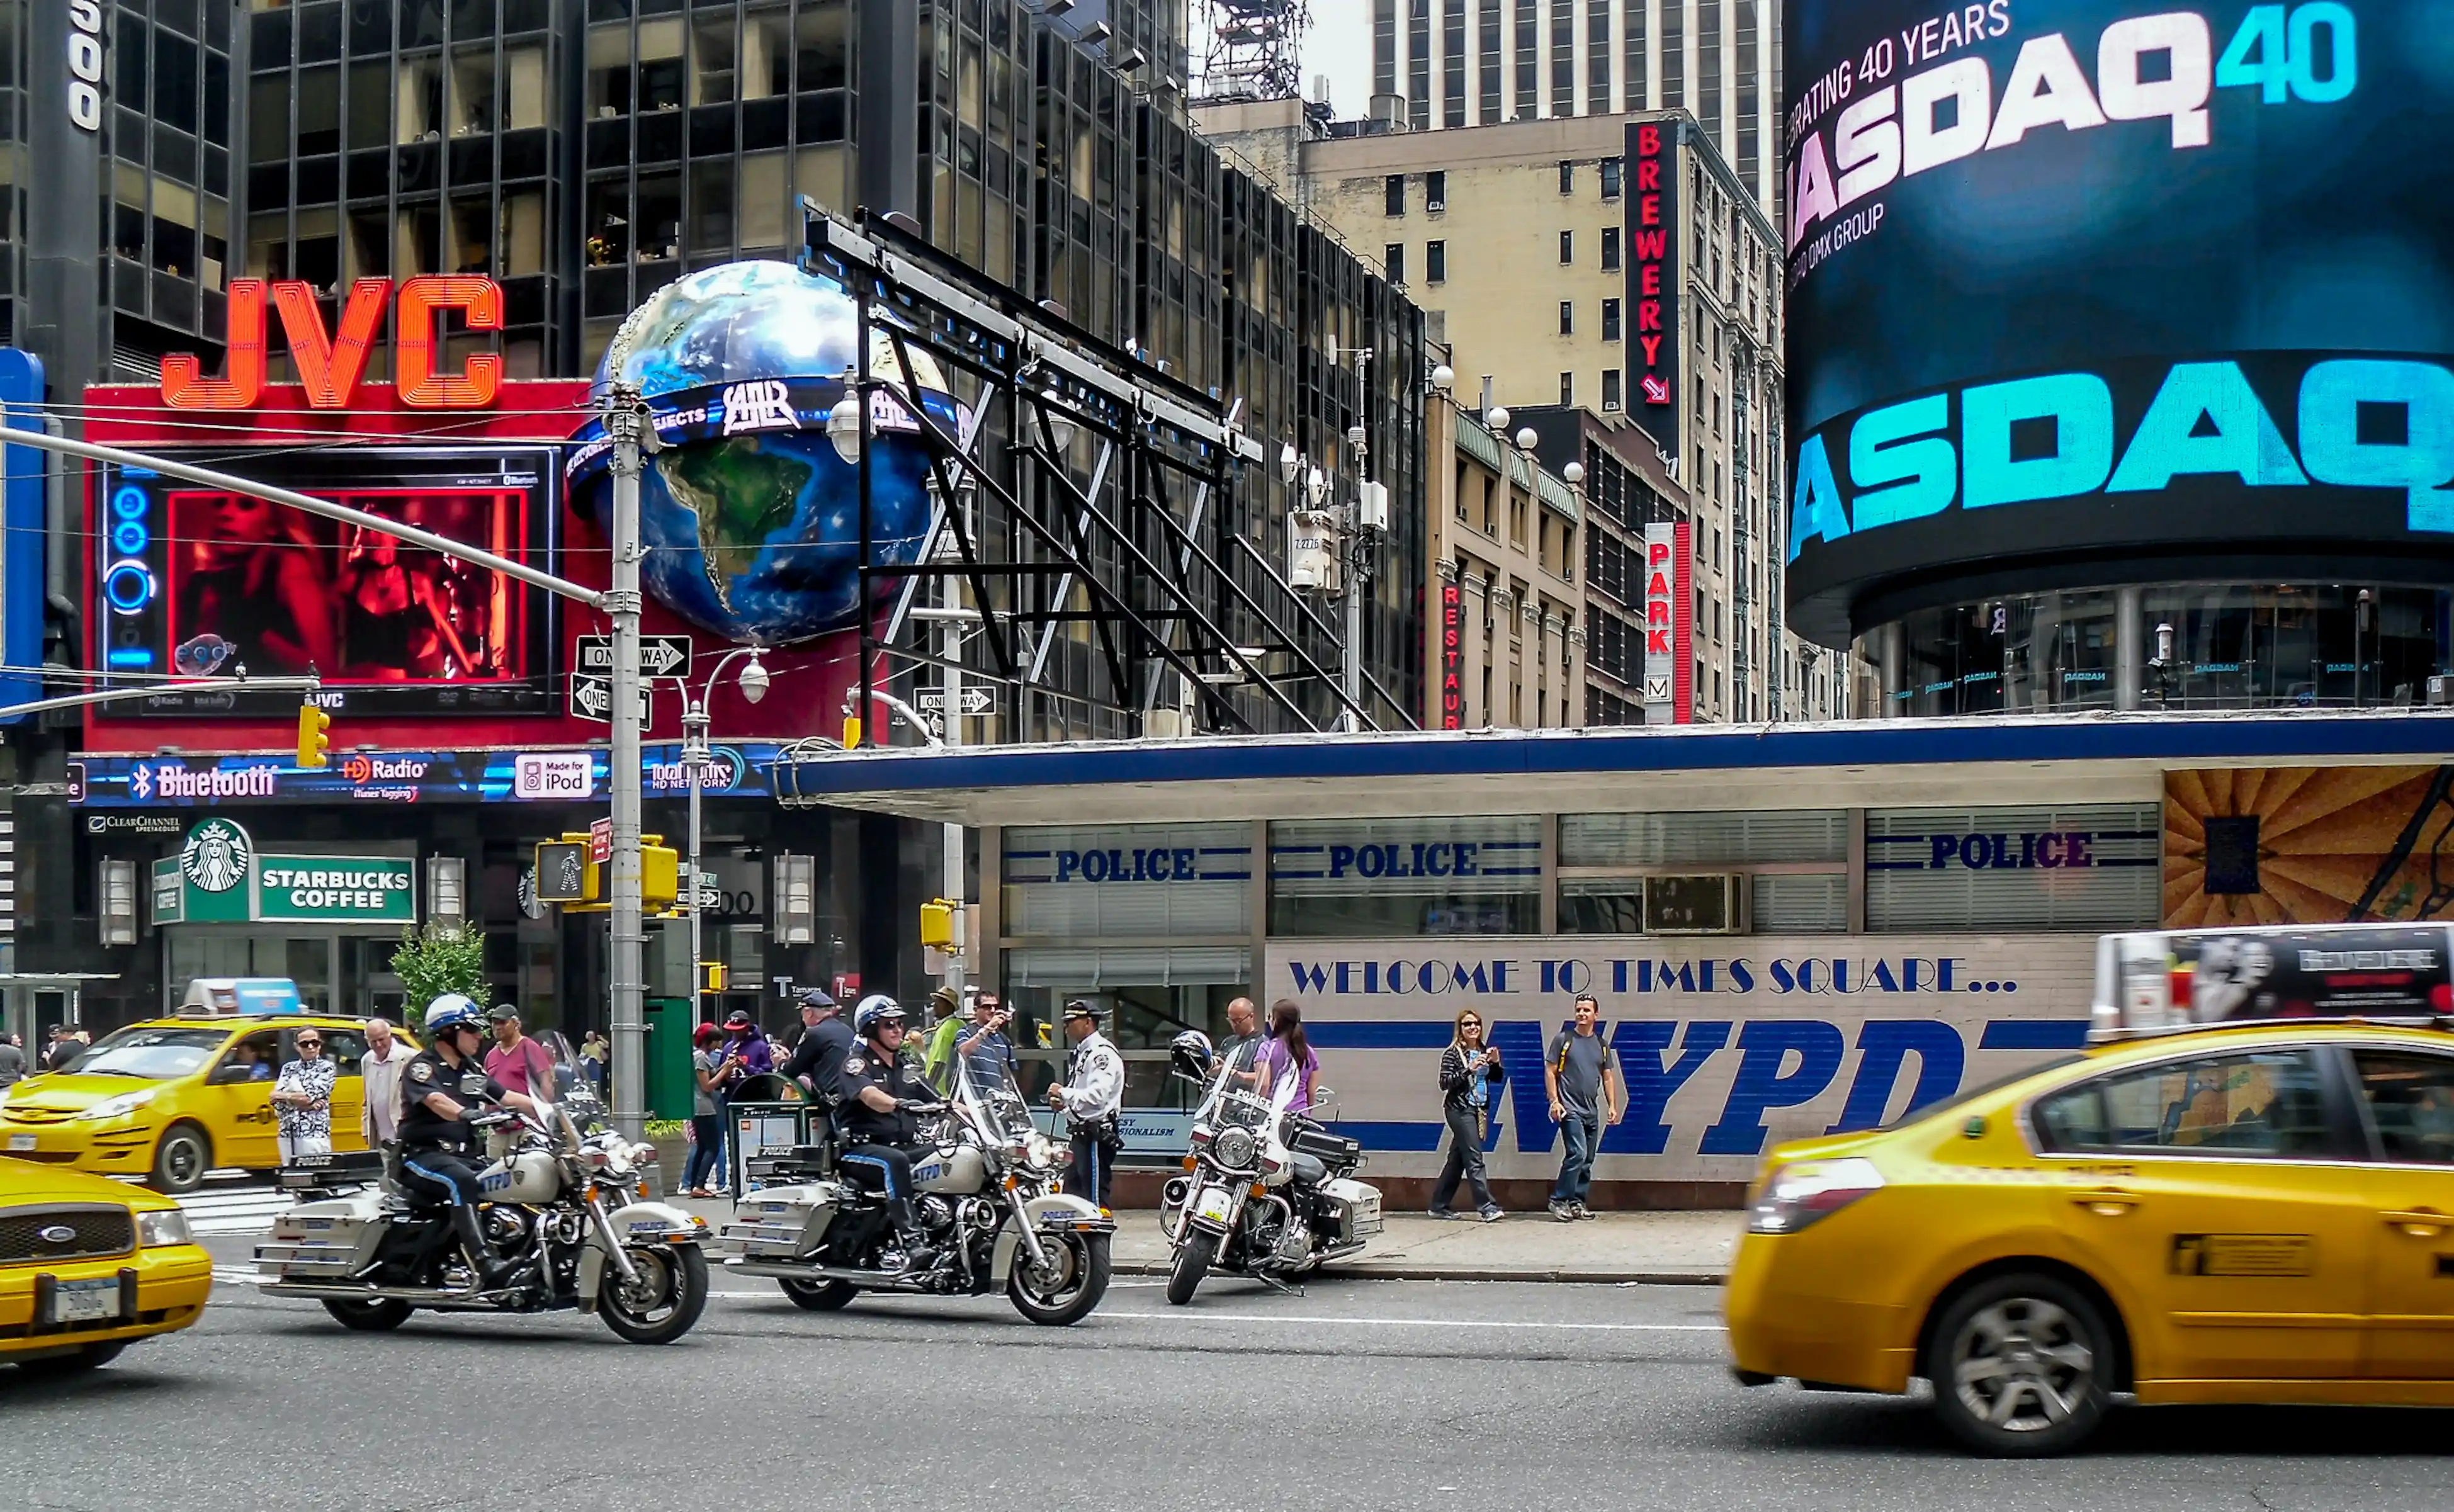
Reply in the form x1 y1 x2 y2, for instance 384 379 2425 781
139 1209 195 1248
1748 1157 1886 1236
78 1089 159 1122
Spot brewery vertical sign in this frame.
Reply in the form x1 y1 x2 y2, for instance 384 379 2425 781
1625 117 1682 456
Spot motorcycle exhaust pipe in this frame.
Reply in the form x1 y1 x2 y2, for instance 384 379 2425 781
259 1281 489 1306
726 1259 907 1287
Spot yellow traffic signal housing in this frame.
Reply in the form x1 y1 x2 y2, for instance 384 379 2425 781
295 703 332 768
642 837 680 910
842 713 863 749
919 897 958 951
701 962 728 993
544 833 678 911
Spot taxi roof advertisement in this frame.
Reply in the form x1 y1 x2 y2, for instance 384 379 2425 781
1782 1 2454 645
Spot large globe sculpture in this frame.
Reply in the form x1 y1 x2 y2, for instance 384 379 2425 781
566 261 956 646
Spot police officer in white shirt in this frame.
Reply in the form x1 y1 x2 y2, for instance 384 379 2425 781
1048 999 1124 1207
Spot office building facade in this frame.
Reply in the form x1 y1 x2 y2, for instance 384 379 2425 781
1370 0 1780 217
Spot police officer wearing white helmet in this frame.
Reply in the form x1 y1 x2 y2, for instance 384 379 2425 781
834 995 945 1270
1048 998 1124 1207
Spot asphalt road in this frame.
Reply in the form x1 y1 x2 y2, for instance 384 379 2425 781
9 1250 2449 1512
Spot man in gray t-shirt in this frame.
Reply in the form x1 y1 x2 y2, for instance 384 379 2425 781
0 1035 24 1087
1545 995 1624 1220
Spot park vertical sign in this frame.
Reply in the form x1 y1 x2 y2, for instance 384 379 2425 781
1642 521 1693 724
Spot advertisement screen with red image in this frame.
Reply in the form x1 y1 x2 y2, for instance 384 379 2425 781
98 448 558 716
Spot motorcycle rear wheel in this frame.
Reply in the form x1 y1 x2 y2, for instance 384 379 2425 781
1165 1229 1217 1306
322 1298 414 1332
599 1244 710 1344
779 1277 859 1311
1008 1231 1111 1326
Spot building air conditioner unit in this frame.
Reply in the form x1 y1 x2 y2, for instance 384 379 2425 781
1643 874 1747 935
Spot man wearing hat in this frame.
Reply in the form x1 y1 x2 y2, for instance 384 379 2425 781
777 986 851 1101
920 984 966 1093
1048 999 1124 1208
483 1005 557 1100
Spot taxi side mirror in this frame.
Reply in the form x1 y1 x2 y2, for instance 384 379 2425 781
210 1064 257 1085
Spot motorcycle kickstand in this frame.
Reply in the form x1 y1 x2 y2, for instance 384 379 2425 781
1253 1271 1304 1297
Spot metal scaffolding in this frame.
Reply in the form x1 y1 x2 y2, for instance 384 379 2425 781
796 204 1406 779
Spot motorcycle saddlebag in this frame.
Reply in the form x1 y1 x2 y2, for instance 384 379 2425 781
1289 1124 1360 1169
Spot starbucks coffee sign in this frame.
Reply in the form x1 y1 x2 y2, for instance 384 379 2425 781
152 819 417 927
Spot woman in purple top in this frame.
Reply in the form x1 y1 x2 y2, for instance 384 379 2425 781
1253 999 1319 1114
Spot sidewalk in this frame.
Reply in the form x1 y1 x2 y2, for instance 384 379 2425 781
665 1193 1739 1285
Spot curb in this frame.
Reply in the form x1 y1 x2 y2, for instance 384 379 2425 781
1111 1258 1727 1286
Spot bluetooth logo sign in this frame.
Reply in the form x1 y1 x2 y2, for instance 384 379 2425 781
130 765 154 800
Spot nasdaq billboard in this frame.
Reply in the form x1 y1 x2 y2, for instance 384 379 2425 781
1782 1 2454 645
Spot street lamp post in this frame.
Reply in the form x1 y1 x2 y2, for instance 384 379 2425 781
674 647 769 1029
604 388 652 1139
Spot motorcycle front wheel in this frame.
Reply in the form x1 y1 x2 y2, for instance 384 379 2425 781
1165 1229 1217 1306
1008 1231 1111 1326
599 1244 710 1344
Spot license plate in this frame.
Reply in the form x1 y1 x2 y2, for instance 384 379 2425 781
6 1134 34 1152
1194 1187 1233 1225
48 1277 122 1326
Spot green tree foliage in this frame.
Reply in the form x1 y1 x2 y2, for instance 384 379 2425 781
390 924 489 1032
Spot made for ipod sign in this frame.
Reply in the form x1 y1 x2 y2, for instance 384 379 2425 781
512 752 595 799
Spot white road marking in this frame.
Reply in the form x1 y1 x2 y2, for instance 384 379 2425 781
180 1190 299 1235
1104 1310 1723 1333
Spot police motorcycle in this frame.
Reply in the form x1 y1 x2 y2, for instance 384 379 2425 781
721 1047 1115 1325
1159 1032 1384 1306
254 1103 711 1344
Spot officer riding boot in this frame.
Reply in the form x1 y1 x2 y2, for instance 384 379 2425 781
889 1199 939 1273
447 1202 519 1290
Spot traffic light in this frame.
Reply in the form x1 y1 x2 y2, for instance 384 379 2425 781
295 703 332 768
842 712 863 749
701 962 728 994
919 897 958 952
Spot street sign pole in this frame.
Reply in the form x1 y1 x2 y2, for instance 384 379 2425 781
605 387 651 1141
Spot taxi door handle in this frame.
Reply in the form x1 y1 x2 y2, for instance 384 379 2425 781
2381 1209 2450 1238
2071 1188 2140 1216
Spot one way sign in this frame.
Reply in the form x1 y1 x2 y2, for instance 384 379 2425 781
577 635 693 679
915 686 994 716
569 675 651 725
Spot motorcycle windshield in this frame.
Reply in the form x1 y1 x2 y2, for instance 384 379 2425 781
956 1052 1040 1146
534 1030 585 1099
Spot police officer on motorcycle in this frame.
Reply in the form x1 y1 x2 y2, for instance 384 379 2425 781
397 994 545 1289
834 996 943 1271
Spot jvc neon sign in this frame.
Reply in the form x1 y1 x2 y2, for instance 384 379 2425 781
160 276 506 411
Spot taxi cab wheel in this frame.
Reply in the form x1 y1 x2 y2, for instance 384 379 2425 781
14 1341 128 1379
147 1124 213 1195
1925 1272 2113 1458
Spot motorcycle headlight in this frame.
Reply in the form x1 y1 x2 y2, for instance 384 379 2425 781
1213 1126 1256 1170
77 1090 157 1122
1026 1133 1055 1168
1748 1158 1886 1236
138 1209 194 1248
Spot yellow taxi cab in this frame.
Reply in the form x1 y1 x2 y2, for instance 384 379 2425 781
1727 922 2454 1455
0 978 403 1193
2 1153 212 1376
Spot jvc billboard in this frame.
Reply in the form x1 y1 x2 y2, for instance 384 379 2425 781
1782 1 2454 645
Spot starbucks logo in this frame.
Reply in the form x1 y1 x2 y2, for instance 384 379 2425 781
181 818 252 894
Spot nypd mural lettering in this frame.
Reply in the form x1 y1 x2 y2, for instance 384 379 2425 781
1269 934 2095 1180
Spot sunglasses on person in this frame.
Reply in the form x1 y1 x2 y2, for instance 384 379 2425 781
295 1037 323 1050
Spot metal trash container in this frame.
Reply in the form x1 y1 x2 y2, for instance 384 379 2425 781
726 1074 813 1195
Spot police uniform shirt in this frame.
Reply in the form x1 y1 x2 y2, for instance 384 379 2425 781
835 1042 929 1144
1055 1030 1124 1127
782 1015 855 1100
396 1047 510 1152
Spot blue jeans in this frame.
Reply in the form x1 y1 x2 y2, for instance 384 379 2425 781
683 1114 725 1191
1552 1112 1600 1205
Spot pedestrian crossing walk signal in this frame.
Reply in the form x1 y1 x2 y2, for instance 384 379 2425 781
295 704 332 769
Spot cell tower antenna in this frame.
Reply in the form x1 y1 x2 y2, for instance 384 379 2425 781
1193 0 1311 103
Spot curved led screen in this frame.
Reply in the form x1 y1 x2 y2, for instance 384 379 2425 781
1782 1 2454 645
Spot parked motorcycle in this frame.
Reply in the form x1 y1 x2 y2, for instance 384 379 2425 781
1159 1033 1384 1306
721 1052 1114 1325
254 1107 710 1344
